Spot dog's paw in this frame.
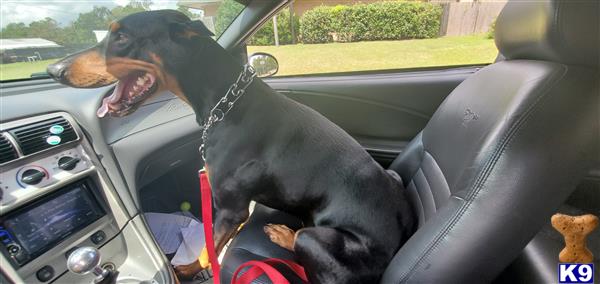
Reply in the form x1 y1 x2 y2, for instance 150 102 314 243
264 224 296 251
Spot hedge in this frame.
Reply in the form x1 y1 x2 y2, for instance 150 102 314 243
248 10 300 46
487 19 496 39
300 1 442 44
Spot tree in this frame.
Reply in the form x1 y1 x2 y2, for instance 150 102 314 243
70 6 113 44
28 18 62 41
0 23 28 38
60 26 95 46
127 0 152 11
215 0 244 36
0 18 67 45
111 5 147 21
177 6 196 19
110 1 151 21
0 1 154 46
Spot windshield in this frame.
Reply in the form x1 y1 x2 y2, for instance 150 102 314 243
0 0 245 81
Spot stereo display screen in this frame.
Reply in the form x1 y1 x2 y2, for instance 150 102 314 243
1 180 105 262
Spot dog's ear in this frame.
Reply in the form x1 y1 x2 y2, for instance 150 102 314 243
169 20 214 41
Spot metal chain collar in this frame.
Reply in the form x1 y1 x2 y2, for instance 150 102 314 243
199 64 256 161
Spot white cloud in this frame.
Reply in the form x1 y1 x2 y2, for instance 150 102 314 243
0 0 184 28
1 0 117 27
113 0 129 6
150 1 179 10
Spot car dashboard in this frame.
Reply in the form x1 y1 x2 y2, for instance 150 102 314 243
0 79 201 283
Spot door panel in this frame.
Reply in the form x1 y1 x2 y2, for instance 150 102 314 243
264 66 480 166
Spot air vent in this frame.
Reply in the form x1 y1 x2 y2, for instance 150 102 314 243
9 117 78 155
0 135 18 164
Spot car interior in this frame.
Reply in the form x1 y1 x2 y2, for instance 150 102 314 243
0 0 597 283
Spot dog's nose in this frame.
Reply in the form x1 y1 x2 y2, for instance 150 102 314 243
47 62 67 79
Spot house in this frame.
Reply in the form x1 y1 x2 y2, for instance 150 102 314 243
0 38 62 63
178 0 221 17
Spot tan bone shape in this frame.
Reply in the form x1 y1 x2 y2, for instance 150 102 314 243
551 213 598 263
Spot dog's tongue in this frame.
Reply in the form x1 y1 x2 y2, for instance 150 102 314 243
97 80 125 117
96 99 110 118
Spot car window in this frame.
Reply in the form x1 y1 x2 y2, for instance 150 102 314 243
247 0 503 77
0 0 246 81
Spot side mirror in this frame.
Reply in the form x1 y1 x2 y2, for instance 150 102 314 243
248 52 278 78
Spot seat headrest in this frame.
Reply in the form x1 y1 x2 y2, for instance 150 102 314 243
495 0 599 67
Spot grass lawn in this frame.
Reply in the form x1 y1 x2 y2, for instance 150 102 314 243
249 35 497 76
0 59 59 81
0 35 496 81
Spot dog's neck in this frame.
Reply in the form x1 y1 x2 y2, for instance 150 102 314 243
177 39 247 123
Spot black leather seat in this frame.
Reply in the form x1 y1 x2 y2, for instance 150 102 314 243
221 0 599 282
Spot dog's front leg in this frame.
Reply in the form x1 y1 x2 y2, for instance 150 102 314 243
213 206 249 255
173 202 248 279
175 160 262 279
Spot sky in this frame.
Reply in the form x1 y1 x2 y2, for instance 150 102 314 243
0 0 181 28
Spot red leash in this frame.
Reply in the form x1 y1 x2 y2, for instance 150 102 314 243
232 258 308 284
200 168 308 284
200 168 221 284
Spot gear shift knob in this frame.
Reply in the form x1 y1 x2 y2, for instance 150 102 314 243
67 247 109 282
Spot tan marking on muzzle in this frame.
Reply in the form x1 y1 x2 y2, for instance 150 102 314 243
147 52 188 103
66 50 116 88
180 29 200 39
149 52 163 66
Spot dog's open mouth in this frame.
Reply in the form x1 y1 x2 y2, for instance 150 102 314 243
97 72 158 117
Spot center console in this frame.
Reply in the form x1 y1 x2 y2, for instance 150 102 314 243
0 113 171 283
1 178 106 268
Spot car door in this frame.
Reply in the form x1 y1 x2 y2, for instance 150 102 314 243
235 3 599 282
262 67 478 167
244 3 500 167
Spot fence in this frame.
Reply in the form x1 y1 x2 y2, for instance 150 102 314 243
439 1 507 36
1 44 93 64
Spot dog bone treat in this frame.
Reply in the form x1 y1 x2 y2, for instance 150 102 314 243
551 213 598 263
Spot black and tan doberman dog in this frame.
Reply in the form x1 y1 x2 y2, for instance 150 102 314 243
47 10 416 283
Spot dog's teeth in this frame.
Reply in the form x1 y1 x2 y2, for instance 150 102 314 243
136 77 145 85
133 85 140 91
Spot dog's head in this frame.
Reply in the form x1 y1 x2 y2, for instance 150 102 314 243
47 10 214 117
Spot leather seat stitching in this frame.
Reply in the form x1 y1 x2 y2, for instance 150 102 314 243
399 64 568 282
417 167 436 215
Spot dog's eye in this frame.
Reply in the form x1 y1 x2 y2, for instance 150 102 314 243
115 33 129 44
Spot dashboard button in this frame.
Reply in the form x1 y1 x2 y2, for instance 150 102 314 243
20 169 46 185
90 230 106 244
6 243 21 255
14 251 29 264
58 156 80 171
36 265 54 282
